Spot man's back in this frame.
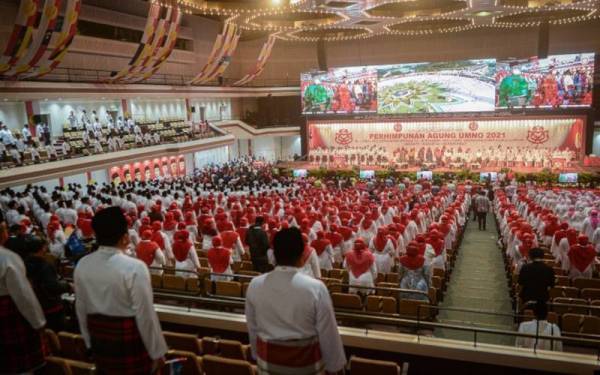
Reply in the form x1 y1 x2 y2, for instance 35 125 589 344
518 261 555 302
476 195 490 212
246 226 268 256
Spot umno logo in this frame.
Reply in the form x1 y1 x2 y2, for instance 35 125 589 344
394 123 403 132
468 121 478 131
527 126 549 144
334 128 353 147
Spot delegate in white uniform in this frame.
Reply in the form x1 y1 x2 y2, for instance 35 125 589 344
74 245 168 360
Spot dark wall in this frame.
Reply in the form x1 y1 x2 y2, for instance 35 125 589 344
245 95 303 128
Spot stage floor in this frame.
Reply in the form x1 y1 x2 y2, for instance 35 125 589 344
276 161 597 174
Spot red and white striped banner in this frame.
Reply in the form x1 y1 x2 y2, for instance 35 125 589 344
233 33 277 86
108 2 162 82
124 6 182 83
188 22 240 85
0 0 42 74
4 0 62 77
24 0 82 78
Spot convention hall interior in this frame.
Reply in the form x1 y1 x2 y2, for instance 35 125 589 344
0 0 600 373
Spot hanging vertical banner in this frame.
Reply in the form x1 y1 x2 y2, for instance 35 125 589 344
188 22 240 85
0 0 42 74
233 33 278 86
123 7 173 80
24 0 82 78
4 0 62 77
125 7 182 83
108 2 162 82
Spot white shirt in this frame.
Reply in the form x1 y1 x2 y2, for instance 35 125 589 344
245 267 346 372
22 127 31 139
74 246 168 359
516 320 562 351
0 246 46 329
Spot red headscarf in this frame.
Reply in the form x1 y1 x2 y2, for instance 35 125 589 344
207 236 231 273
311 231 331 256
554 223 569 246
47 222 60 242
427 230 444 256
566 228 579 246
151 221 165 250
519 234 534 258
172 230 192 262
136 230 159 266
301 233 314 264
569 235 596 272
345 238 375 278
399 242 425 270
373 228 388 252
220 230 240 250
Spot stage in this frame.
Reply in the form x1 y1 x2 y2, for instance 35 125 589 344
276 161 596 174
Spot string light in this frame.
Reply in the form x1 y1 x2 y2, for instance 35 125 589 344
168 0 600 41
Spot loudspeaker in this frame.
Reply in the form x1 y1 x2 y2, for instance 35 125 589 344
317 39 327 71
190 106 196 113
537 21 550 59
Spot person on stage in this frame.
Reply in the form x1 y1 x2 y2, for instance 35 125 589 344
74 207 167 374
245 227 346 374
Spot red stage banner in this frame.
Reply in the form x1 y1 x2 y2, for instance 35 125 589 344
308 117 585 168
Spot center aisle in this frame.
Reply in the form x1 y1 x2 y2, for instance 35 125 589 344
434 212 515 345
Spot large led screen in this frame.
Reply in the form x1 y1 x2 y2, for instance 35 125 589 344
301 66 378 114
377 59 496 113
496 53 594 108
300 53 595 115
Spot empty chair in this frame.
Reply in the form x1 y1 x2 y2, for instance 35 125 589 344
549 286 579 299
385 273 400 283
555 276 569 287
219 339 251 361
350 356 401 375
151 273 162 289
432 268 445 280
366 295 397 314
186 277 200 293
240 261 254 271
164 350 203 375
590 300 600 317
215 280 243 297
581 288 600 301
399 299 430 320
552 297 589 315
162 274 186 291
202 354 255 375
561 313 585 334
573 278 600 291
57 332 89 362
375 282 397 297
201 337 220 356
331 292 363 310
582 315 600 335
44 329 62 356
163 332 202 355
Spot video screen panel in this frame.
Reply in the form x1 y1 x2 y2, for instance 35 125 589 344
359 170 375 179
558 173 578 183
417 171 433 180
496 53 594 108
377 59 496 114
301 53 594 115
301 66 378 114
293 169 308 178
480 172 498 182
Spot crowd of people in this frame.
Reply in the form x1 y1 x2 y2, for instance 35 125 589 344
3 155 600 372
0 107 216 167
310 144 577 169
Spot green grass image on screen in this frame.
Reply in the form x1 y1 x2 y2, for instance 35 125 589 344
378 82 463 113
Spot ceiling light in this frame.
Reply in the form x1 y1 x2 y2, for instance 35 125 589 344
475 11 492 16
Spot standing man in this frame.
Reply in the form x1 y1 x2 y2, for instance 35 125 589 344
0 220 47 374
245 216 270 273
74 207 167 374
245 227 346 374
518 247 555 306
475 190 490 231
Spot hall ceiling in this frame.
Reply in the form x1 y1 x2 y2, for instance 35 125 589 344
176 0 600 40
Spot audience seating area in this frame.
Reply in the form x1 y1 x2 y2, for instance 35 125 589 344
0 118 219 169
41 329 405 375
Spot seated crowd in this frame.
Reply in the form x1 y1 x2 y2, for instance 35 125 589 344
0 108 216 168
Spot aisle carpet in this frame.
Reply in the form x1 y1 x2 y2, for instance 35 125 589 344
434 212 515 346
